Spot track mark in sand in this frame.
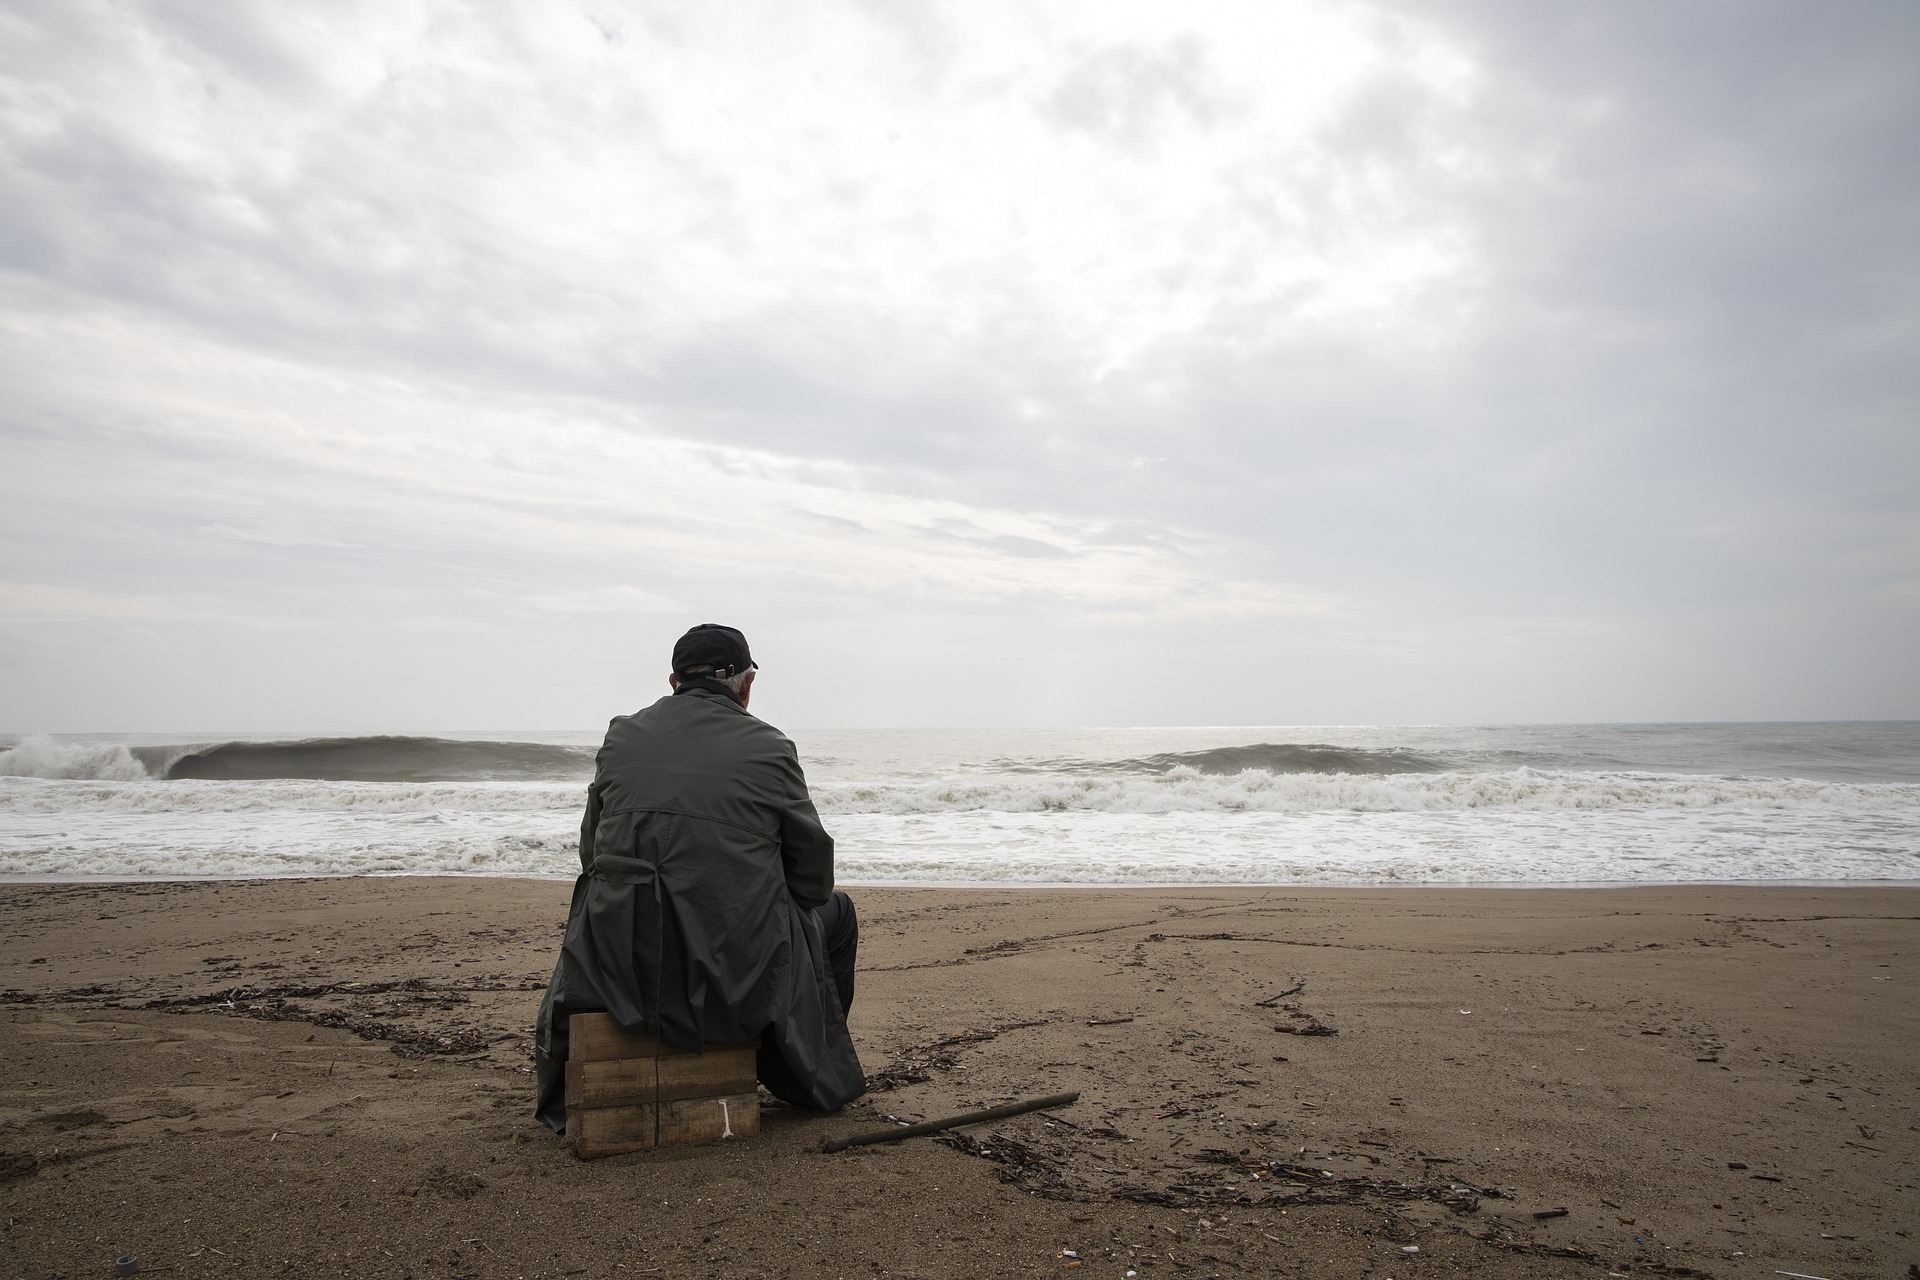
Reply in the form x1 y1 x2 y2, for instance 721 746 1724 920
867 909 1668 968
2 978 535 1062
901 894 1289 961
864 1018 1055 1092
866 915 1177 971
876 894 1294 971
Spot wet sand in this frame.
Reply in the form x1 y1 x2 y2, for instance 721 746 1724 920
2 878 1915 1279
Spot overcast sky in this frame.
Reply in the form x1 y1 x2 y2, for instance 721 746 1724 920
2 0 1916 732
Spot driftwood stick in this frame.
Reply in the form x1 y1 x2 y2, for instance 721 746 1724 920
823 1092 1081 1153
1255 979 1307 1007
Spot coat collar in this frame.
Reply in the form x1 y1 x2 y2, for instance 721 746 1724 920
672 678 745 708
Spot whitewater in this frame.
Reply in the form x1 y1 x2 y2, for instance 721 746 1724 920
3 723 1917 885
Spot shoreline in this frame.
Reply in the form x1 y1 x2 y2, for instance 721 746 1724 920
6 873 1919 890
3 877 1914 1279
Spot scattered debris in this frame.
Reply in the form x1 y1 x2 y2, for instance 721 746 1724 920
1273 1019 1337 1037
1157 1149 1484 1215
864 1020 1053 1092
936 1130 1076 1200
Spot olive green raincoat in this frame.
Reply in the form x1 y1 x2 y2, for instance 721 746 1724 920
534 687 865 1132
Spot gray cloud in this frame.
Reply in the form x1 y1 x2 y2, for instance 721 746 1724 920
1 0 1915 728
1042 35 1223 147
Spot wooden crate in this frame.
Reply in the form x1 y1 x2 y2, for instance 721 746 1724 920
564 1012 760 1159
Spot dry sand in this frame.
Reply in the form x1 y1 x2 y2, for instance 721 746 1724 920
2 878 1915 1280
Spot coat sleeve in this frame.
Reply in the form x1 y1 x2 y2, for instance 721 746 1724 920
578 778 604 874
774 743 835 910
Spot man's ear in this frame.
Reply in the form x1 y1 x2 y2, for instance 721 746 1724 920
668 673 679 691
739 669 756 706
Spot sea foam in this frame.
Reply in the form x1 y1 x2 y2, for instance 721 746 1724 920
5 725 1917 885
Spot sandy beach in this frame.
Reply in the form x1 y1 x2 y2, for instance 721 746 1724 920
2 879 1914 1279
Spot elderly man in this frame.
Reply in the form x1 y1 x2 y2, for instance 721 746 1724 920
534 623 864 1132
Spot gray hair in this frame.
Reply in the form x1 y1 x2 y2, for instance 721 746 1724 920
682 666 753 696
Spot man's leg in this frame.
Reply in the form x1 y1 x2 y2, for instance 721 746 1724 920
815 889 858 1016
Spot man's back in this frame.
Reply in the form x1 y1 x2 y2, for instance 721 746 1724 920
534 629 865 1133
578 688 835 1049
588 689 833 911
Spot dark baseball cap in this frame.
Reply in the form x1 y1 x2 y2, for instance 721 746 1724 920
671 623 757 680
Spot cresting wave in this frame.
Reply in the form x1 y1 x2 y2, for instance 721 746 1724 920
1120 743 1445 776
0 736 1473 783
0 735 593 782
158 736 593 782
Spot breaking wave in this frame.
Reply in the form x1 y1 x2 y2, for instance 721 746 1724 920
158 736 593 782
1122 743 1444 776
989 743 1447 777
0 735 593 782
0 735 1444 784
0 737 150 781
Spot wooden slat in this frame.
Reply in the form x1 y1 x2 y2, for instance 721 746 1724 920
567 1057 758 1111
656 1044 758 1102
566 1013 761 1064
568 1048 756 1108
567 1102 657 1159
657 1092 760 1146
566 1092 764 1158
565 1057 657 1111
566 1012 659 1063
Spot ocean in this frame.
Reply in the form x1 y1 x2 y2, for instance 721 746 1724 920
2 723 1917 886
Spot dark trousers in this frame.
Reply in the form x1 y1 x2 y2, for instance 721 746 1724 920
815 889 858 1016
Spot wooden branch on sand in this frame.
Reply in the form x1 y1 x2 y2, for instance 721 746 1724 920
1255 979 1307 1007
823 1092 1081 1153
